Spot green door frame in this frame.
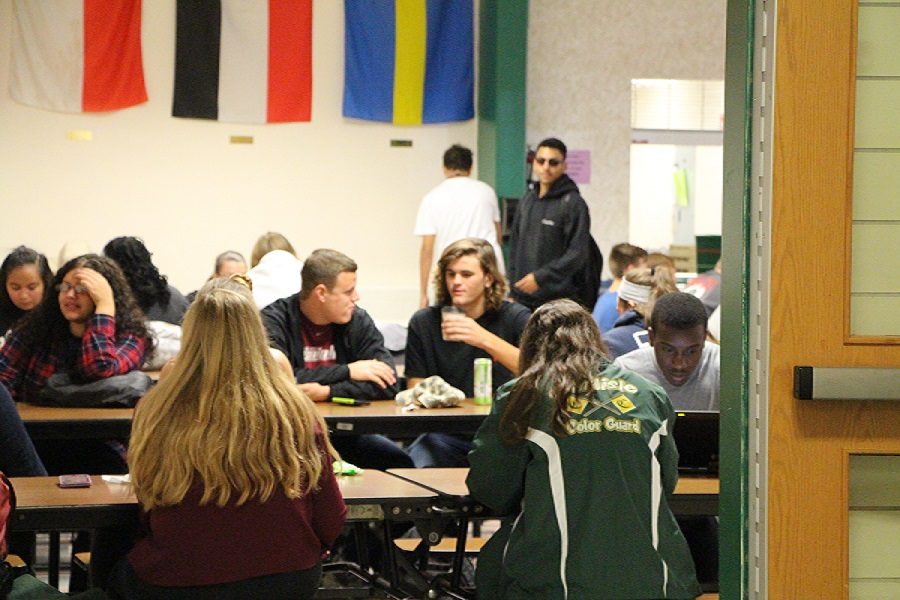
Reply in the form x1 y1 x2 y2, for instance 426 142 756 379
477 1 754 596
721 0 753 597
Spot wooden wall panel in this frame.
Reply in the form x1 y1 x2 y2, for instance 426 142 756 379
770 0 900 598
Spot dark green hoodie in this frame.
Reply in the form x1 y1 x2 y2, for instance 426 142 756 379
467 362 701 599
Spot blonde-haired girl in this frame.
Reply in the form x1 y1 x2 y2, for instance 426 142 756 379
111 276 346 599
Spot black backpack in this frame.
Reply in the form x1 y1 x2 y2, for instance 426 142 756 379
575 235 604 310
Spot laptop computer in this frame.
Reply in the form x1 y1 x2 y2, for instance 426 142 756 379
672 410 719 475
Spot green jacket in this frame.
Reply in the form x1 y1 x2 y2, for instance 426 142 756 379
467 362 701 599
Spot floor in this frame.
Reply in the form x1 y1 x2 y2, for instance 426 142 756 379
26 526 719 599
32 532 73 593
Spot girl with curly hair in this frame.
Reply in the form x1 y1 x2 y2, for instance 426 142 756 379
0 254 152 473
103 236 190 324
0 253 151 401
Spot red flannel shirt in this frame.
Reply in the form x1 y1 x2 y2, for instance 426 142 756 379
0 314 147 403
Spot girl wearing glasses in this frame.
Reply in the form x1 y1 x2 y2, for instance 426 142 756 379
0 254 151 472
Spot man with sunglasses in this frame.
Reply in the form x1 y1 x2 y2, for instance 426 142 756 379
508 137 594 310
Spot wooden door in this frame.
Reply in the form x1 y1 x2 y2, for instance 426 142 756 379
769 0 900 597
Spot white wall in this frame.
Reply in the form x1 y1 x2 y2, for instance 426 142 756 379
0 0 476 323
0 1 726 321
629 144 724 252
526 0 727 267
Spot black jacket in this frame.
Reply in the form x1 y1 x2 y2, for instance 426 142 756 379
508 174 592 308
260 294 399 400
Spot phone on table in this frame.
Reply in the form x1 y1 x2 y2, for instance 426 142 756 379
58 474 92 488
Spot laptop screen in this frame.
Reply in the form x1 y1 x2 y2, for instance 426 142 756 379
672 410 719 475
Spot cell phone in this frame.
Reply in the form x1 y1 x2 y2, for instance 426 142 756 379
58 474 92 488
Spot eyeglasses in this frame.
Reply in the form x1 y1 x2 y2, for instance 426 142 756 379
534 157 562 167
56 282 88 295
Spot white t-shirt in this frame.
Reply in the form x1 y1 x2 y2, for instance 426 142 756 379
246 250 303 309
414 176 504 273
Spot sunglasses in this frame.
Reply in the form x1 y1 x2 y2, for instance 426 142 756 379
534 157 562 167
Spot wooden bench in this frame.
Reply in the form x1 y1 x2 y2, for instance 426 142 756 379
72 552 91 572
395 536 487 554
4 554 27 569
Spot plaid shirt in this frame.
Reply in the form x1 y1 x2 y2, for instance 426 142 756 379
0 314 147 404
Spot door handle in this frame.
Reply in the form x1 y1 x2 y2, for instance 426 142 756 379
794 366 900 400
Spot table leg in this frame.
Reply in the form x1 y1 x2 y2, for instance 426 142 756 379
47 531 60 589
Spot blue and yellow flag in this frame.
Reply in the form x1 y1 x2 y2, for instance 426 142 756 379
343 0 474 124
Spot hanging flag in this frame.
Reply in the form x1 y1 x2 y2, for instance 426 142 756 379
173 0 312 124
9 0 147 113
343 0 474 125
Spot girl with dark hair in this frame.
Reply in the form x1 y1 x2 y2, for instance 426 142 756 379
0 254 151 401
0 246 53 335
103 236 189 324
0 254 152 473
466 299 700 600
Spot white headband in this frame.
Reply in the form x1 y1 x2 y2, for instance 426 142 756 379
618 278 652 305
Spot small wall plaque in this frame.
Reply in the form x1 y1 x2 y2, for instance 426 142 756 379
66 130 93 142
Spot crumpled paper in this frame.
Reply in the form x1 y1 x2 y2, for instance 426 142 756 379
394 375 464 409
101 474 131 484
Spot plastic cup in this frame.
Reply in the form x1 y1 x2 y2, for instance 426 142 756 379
441 306 465 341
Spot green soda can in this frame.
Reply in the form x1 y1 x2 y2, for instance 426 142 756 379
473 358 492 405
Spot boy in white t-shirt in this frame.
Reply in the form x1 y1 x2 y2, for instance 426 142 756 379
415 144 504 308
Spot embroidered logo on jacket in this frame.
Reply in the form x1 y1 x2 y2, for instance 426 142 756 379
610 394 636 414
565 416 642 435
566 395 589 415
592 376 639 395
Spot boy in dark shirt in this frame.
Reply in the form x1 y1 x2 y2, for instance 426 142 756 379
405 239 530 467
262 248 411 470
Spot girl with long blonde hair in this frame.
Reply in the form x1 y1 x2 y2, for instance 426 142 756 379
111 276 346 600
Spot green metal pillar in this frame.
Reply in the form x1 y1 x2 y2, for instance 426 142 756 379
477 0 528 200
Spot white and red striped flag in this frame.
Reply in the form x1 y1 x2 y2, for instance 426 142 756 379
9 0 147 113
173 0 313 124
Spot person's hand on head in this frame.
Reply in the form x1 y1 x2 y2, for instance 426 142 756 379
347 359 396 389
74 268 115 316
